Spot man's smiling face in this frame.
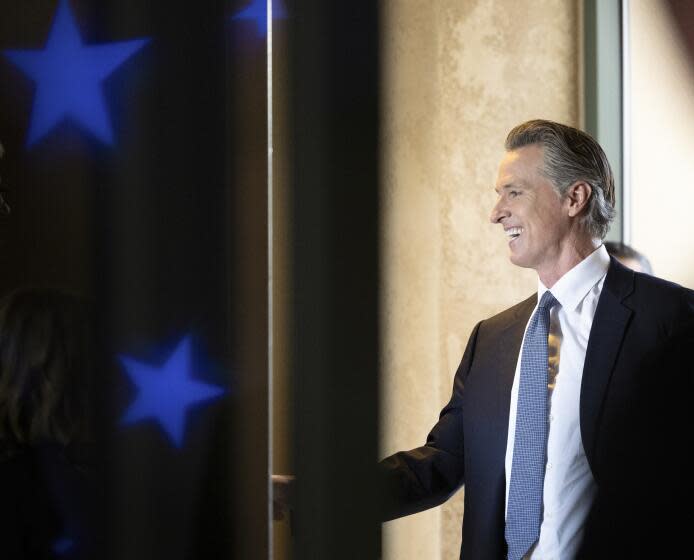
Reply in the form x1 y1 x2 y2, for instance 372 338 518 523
490 144 572 273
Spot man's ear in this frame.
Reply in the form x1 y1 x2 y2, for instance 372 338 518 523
565 181 592 217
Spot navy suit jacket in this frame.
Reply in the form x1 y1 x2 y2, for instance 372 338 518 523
380 258 694 559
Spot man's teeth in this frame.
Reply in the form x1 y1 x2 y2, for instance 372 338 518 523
505 227 523 239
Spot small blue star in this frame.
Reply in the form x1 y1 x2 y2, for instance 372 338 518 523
119 335 226 448
2 0 149 147
233 0 287 37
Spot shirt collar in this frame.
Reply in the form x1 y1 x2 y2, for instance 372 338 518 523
538 244 610 312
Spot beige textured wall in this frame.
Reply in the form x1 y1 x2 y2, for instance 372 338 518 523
380 2 580 558
629 0 694 288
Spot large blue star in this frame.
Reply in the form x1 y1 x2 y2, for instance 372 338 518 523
119 335 226 448
233 0 287 37
2 0 149 147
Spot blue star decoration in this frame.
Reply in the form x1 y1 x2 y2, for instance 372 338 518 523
233 0 287 37
119 335 227 448
2 0 149 147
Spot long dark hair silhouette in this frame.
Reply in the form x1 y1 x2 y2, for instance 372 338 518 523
0 287 98 559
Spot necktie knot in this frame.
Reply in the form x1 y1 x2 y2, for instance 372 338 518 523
538 290 558 310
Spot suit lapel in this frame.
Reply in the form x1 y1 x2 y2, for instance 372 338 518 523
580 258 634 466
485 294 536 547
496 296 537 448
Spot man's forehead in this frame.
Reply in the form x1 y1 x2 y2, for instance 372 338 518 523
495 146 544 186
503 144 544 165
495 159 527 191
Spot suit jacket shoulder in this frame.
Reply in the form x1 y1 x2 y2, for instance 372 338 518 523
463 294 535 386
479 294 536 334
626 266 694 329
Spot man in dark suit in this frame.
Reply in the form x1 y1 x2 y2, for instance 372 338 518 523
379 120 694 559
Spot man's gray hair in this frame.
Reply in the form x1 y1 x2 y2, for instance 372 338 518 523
505 119 616 240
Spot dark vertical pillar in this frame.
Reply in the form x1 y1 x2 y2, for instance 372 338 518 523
288 1 381 558
227 0 271 556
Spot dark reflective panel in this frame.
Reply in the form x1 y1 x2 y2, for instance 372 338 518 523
0 0 269 558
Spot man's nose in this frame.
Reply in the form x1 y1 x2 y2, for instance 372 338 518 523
489 198 508 224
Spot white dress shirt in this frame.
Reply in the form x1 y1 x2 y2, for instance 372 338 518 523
504 245 611 559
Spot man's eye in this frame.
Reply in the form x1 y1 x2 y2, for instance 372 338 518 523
509 190 520 198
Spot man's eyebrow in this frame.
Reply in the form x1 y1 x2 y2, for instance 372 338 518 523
494 183 521 194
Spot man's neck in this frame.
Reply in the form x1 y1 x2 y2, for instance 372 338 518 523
536 237 601 288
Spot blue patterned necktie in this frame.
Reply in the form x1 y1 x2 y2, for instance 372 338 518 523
505 290 558 560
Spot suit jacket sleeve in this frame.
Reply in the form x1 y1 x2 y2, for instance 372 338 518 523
378 321 481 521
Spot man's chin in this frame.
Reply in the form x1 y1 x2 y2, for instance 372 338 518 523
509 251 534 269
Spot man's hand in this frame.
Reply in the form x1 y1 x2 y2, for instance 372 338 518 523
272 474 295 522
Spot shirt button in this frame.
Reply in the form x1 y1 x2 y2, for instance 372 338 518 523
545 511 553 519
550 414 555 422
547 463 553 470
